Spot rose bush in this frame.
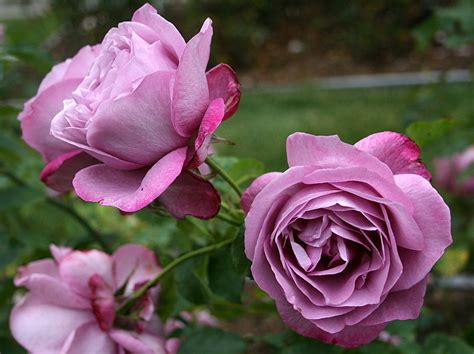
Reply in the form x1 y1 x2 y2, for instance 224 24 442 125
434 146 474 195
19 3 240 218
242 132 451 347
9 244 177 354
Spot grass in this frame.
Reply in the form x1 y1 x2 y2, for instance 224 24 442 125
216 82 474 171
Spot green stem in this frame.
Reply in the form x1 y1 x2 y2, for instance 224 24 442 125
118 235 237 314
216 213 242 227
205 157 242 197
0 170 110 252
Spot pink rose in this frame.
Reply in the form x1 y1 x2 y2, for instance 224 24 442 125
242 132 451 347
20 3 240 219
19 45 100 193
10 244 172 353
434 146 474 195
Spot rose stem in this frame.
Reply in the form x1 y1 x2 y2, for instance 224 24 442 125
205 157 242 197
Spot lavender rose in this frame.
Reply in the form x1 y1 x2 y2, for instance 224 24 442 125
242 132 451 347
20 3 240 218
10 244 170 353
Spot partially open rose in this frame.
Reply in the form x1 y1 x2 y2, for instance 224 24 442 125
20 3 240 219
10 244 171 353
242 132 451 347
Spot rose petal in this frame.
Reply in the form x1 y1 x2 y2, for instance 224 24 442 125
206 63 241 120
72 147 187 212
10 294 94 353
62 321 116 354
109 329 167 354
241 172 283 214
286 133 394 182
59 249 115 298
172 19 212 137
40 150 98 193
158 171 221 219
113 244 161 293
393 174 452 291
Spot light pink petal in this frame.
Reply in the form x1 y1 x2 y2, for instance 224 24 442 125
50 244 73 263
361 277 428 326
355 131 431 180
20 79 80 162
14 258 90 309
109 329 167 354
40 150 98 193
86 71 186 166
73 147 187 212
206 63 241 120
10 294 94 353
113 244 161 293
241 172 283 214
158 171 221 219
62 321 116 354
187 98 225 168
286 133 394 181
37 45 99 94
172 19 213 137
393 174 452 291
131 3 186 61
277 302 386 348
59 249 115 298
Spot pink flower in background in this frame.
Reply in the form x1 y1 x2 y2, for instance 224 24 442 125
434 146 474 195
242 132 451 347
10 244 172 354
19 3 240 219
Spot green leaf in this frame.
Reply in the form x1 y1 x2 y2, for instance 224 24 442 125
227 158 265 187
423 333 473 354
406 118 458 147
178 327 246 354
175 258 210 305
0 186 45 210
231 227 251 276
281 340 343 354
208 244 245 303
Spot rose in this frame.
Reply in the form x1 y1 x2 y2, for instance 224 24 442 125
10 244 173 354
434 146 474 195
19 45 100 193
242 132 451 347
20 3 240 219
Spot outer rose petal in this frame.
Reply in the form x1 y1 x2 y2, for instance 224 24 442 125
10 294 94 353
286 133 394 181
393 174 452 291
188 98 225 168
113 244 161 293
355 131 431 180
20 79 81 162
109 329 167 354
62 321 116 354
15 259 90 309
40 150 98 193
131 3 186 61
277 302 386 348
86 71 186 166
241 172 282 214
72 147 187 212
59 249 115 297
206 63 241 120
158 171 221 219
172 19 212 137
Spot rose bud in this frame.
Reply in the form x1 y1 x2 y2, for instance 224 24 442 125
242 132 451 348
20 3 240 219
10 244 172 353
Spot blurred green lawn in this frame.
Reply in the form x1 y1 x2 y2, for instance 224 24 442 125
216 82 474 171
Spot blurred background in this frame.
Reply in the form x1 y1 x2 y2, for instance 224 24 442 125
0 0 473 353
